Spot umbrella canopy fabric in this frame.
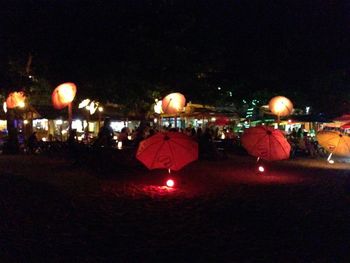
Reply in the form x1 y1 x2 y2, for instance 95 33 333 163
316 131 350 157
241 126 291 161
333 114 350 122
136 132 198 171
341 122 350 129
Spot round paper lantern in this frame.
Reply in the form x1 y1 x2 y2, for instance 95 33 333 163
52 82 77 109
268 96 293 117
6 91 26 109
161 93 186 114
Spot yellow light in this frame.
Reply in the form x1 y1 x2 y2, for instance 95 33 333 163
154 100 163 114
56 83 76 104
98 106 103 112
117 141 123 149
89 101 97 115
18 101 25 108
78 99 91 109
23 120 29 125
268 96 293 117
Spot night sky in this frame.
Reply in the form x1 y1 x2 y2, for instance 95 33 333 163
1 0 350 108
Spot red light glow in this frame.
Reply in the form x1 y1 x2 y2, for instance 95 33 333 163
258 166 265 172
166 179 175 187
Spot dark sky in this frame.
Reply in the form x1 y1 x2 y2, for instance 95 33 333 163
1 0 350 96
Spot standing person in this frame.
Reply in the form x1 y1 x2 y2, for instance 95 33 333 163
27 132 38 154
97 117 114 147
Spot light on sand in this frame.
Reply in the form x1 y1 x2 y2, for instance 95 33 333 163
166 179 175 188
258 165 265 173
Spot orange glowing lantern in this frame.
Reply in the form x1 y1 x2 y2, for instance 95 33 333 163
161 93 186 114
52 82 77 110
6 91 26 109
268 96 293 117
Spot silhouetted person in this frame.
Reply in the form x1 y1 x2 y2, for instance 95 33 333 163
27 132 38 154
199 128 218 160
97 117 114 147
67 129 81 165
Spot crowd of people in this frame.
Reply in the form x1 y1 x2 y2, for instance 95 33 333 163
20 118 331 161
286 128 326 158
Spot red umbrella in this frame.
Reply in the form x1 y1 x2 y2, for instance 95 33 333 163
136 132 198 171
241 126 291 161
214 116 230 126
341 122 350 129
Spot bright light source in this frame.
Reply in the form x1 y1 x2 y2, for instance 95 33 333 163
56 119 63 125
98 106 103 112
78 99 91 109
18 101 25 108
328 159 335 164
117 141 122 149
89 101 97 115
306 106 310 114
217 87 221 90
23 120 29 125
166 179 175 187
258 165 265 172
3 102 7 113
154 100 163 114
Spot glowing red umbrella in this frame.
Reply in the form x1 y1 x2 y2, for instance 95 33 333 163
136 132 198 171
341 122 350 129
241 126 291 161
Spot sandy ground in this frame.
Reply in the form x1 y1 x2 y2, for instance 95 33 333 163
1 152 350 262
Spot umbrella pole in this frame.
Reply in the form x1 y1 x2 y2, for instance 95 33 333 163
68 102 72 133
327 153 332 161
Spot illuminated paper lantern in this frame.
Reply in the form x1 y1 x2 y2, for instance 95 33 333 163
52 82 77 109
161 93 186 114
268 96 293 117
6 91 26 109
